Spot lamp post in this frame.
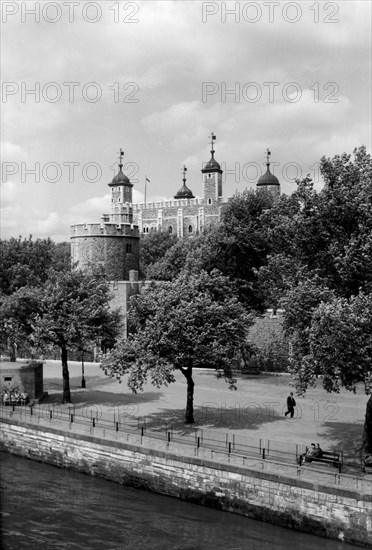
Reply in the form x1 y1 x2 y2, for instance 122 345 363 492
81 351 86 388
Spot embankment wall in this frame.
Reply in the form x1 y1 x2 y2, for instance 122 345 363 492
1 417 371 548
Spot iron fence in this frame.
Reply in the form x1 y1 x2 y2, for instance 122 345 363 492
1 403 370 494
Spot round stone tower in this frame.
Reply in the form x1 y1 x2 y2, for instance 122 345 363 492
71 149 140 280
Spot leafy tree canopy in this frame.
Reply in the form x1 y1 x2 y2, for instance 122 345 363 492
139 231 178 279
32 269 121 403
0 236 70 294
102 269 252 423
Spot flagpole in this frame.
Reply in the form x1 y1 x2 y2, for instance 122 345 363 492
145 175 147 205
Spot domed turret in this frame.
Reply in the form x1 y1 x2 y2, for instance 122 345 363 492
109 149 132 188
257 149 280 196
110 165 131 186
202 133 222 174
203 150 221 172
174 165 195 199
108 148 133 205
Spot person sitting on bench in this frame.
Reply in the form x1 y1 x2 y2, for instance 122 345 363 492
299 443 317 465
315 443 323 458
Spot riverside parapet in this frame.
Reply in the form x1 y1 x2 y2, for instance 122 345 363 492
0 416 371 548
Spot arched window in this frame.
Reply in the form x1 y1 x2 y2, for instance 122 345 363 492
169 226 173 233
208 198 212 205
188 225 193 234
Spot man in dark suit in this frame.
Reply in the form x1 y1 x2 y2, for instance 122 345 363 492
284 392 296 418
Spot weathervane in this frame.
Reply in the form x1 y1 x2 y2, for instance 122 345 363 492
266 148 271 165
209 132 216 153
117 148 124 167
182 165 187 183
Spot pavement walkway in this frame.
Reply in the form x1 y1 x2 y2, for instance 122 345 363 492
37 360 367 466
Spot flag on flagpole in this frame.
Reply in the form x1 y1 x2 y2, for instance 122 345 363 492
145 176 150 204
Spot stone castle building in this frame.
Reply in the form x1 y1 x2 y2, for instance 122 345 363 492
133 138 280 237
71 149 140 281
70 138 282 344
71 138 281 274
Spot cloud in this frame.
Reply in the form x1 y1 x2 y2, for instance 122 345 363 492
0 0 370 240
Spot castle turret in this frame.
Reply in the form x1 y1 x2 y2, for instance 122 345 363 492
71 148 139 280
201 132 223 204
174 165 195 199
257 149 280 198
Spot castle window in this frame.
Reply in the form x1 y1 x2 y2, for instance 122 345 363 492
126 243 132 253
208 174 211 178
188 225 193 234
208 198 212 205
169 226 173 233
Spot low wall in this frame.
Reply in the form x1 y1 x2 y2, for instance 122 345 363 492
1 417 371 548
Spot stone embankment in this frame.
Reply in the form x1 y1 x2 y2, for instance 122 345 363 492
1 414 371 548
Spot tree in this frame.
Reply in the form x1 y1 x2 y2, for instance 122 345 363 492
102 269 251 423
146 238 194 281
0 236 71 295
139 231 178 279
32 269 121 403
307 293 372 456
258 146 372 459
147 189 273 312
0 287 42 361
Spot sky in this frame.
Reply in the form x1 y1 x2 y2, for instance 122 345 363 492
1 0 371 241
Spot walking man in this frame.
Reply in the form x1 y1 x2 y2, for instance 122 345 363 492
284 392 296 418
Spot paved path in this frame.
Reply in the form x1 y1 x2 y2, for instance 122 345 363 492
39 360 367 465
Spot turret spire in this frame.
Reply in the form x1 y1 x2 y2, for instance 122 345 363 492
266 148 271 167
117 148 124 169
209 132 216 155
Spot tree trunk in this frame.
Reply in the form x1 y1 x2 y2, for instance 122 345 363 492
9 343 16 362
179 358 194 424
362 394 372 456
185 374 195 424
61 344 71 404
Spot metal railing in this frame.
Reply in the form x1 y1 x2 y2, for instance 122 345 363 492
1 403 370 494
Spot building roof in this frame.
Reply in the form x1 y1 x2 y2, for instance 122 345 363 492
174 166 195 199
257 166 280 186
174 182 195 199
202 150 222 172
109 165 132 187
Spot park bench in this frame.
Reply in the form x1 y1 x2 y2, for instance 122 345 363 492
298 448 343 473
362 456 372 474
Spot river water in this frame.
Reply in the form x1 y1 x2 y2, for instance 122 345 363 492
0 452 358 550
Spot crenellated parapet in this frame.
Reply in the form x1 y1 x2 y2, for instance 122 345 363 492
71 222 139 238
132 197 207 211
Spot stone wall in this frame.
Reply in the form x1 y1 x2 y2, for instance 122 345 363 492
0 417 370 548
109 271 147 337
134 200 223 237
